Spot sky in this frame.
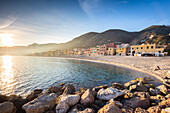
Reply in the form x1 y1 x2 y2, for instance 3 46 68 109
0 0 170 46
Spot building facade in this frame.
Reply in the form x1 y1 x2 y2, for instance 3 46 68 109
131 44 164 56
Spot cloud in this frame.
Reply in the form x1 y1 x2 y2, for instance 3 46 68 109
78 0 100 15
0 15 18 30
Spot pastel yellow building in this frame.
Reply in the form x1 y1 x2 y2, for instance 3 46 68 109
116 48 126 56
106 47 115 55
131 44 164 55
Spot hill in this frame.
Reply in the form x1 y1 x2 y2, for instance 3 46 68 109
0 25 169 55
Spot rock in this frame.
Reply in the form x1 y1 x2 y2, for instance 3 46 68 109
165 94 170 99
45 86 63 96
92 85 108 92
134 107 149 113
56 94 80 113
8 94 22 100
56 100 69 113
63 84 75 94
124 92 135 99
0 94 8 103
124 80 137 88
129 84 148 92
22 93 57 113
75 88 87 96
144 84 155 89
0 102 16 113
112 83 124 90
136 77 149 84
147 106 162 113
91 104 101 111
156 85 168 95
45 110 56 113
121 106 134 113
80 89 95 106
98 100 122 113
158 98 170 107
26 89 43 100
68 104 84 113
9 98 30 113
149 88 160 96
150 95 166 105
59 83 65 86
97 88 125 100
94 100 106 108
121 97 150 109
134 92 150 99
163 76 170 87
108 99 123 108
78 108 95 113
161 108 170 113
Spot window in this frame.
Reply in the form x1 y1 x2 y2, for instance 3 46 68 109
147 46 149 49
151 46 153 49
141 47 143 49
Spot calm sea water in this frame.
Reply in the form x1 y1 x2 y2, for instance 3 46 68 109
0 56 155 96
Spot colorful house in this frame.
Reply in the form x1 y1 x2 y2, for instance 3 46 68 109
106 47 115 55
116 47 127 56
131 44 165 56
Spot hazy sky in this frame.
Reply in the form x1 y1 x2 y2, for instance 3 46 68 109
0 0 169 46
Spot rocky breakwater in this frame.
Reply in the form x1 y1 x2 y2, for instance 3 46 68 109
0 77 169 113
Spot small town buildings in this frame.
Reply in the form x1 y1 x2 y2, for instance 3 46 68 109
90 47 98 56
96 45 106 55
131 44 165 56
106 47 115 55
116 47 126 56
116 44 129 56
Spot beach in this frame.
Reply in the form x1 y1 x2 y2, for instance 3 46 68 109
64 56 170 80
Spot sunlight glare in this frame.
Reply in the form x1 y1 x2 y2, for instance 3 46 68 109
0 34 14 46
1 56 14 90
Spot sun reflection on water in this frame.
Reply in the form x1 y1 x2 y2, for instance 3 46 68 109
0 56 14 93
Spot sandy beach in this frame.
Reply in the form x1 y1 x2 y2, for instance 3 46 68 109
63 56 170 80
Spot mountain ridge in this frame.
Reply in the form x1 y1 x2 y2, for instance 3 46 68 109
0 25 169 55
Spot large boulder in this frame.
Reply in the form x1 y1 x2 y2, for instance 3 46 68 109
68 104 84 113
26 89 43 100
92 85 108 92
80 89 95 106
156 85 168 95
0 102 16 113
124 80 137 88
129 84 148 92
45 86 63 96
22 93 57 113
112 83 124 90
98 99 122 113
56 94 80 113
62 84 75 94
121 97 150 109
0 94 8 103
97 88 125 100
9 98 30 113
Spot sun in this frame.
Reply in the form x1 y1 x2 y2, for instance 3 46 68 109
0 34 14 47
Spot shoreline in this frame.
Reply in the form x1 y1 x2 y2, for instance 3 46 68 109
59 56 170 81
